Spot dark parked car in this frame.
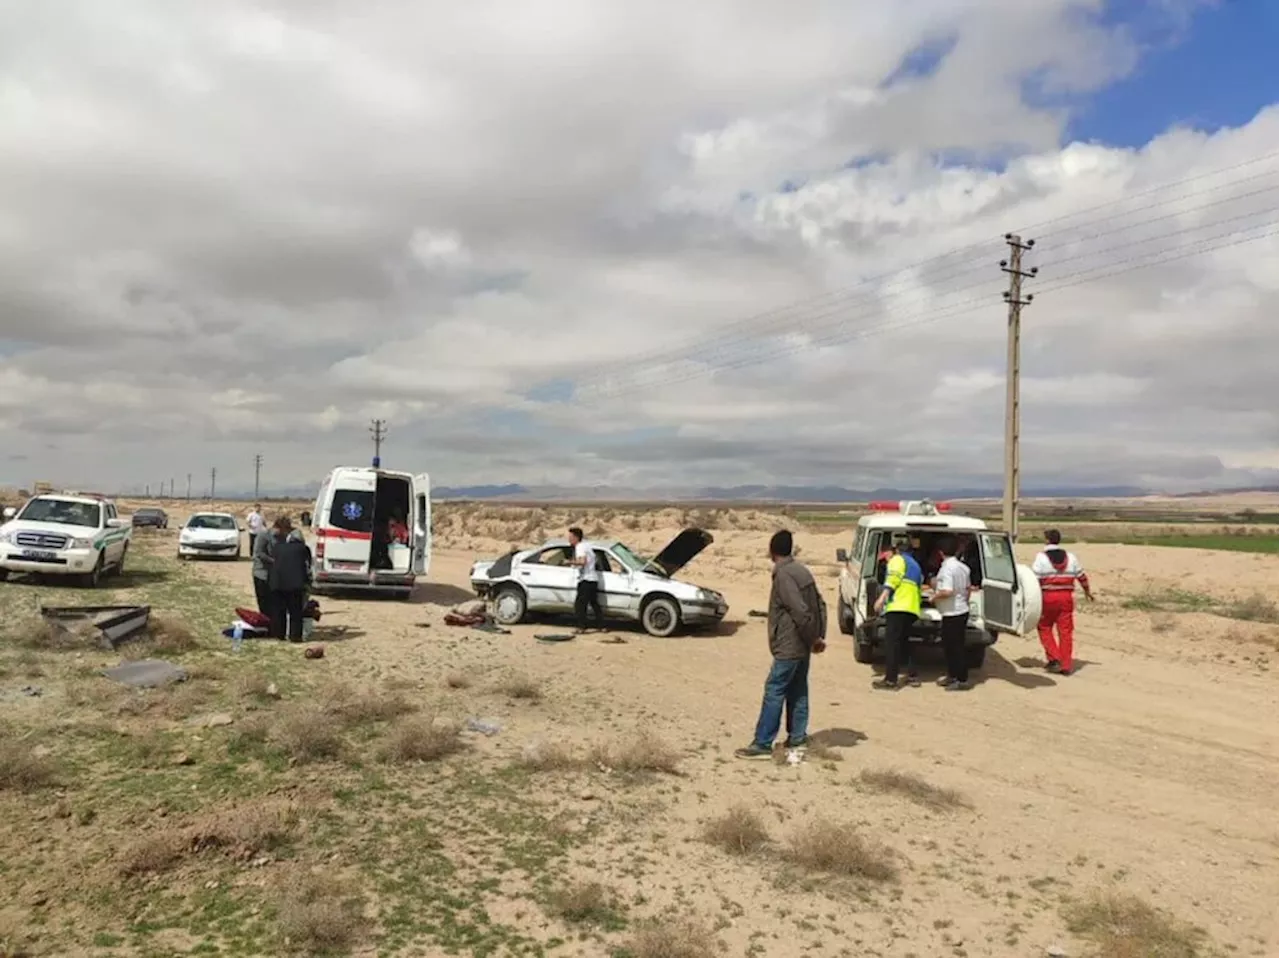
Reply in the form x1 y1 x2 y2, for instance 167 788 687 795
132 507 168 529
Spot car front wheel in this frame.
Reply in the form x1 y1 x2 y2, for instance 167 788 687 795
641 596 680 637
492 585 527 626
84 554 104 588
965 644 987 670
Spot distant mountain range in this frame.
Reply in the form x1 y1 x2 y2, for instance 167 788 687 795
431 482 1164 502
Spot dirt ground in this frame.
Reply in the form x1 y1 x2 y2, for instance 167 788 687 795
179 513 1278 958
2 501 1276 957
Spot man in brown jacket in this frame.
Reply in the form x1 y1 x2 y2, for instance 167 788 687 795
736 530 827 760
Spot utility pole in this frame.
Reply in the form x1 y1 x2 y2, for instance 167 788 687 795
170 478 175 498
369 419 387 468
253 453 263 499
1000 233 1036 544
210 467 217 501
186 473 192 501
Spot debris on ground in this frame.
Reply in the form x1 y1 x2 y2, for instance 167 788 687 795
304 646 325 660
747 609 767 618
186 712 234 729
599 636 627 645
452 599 487 618
40 604 152 650
535 633 575 643
102 659 188 688
20 685 42 697
465 717 501 736
444 612 486 627
472 622 511 635
265 682 280 699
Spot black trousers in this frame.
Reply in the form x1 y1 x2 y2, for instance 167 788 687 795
248 533 258 557
254 577 273 616
882 611 917 685
575 580 603 630
941 613 970 682
272 589 306 641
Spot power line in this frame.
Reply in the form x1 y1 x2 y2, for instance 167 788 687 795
568 152 1277 392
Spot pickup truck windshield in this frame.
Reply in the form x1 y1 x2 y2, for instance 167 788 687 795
188 515 236 530
18 499 101 527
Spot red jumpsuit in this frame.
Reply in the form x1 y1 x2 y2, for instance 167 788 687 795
1032 548 1090 672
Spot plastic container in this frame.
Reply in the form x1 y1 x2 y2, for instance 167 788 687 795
231 623 244 653
302 617 315 640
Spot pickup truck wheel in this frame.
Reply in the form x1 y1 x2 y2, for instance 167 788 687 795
84 554 104 588
641 596 680 637
0 569 9 583
114 545 127 576
964 644 988 670
853 638 876 664
492 585 527 626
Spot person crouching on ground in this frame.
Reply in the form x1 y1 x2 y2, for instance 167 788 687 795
736 530 827 760
872 534 923 690
268 519 311 641
568 526 605 633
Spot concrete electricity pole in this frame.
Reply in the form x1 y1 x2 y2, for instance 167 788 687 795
369 419 387 468
210 467 217 501
1000 233 1036 544
253 453 263 499
186 473 192 501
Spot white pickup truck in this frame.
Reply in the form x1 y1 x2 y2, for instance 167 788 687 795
0 494 132 587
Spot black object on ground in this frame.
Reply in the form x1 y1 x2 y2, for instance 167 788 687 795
747 609 767 618
473 622 512 635
535 633 575 643
103 659 187 688
41 604 152 650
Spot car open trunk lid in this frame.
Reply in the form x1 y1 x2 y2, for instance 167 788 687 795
646 528 713 577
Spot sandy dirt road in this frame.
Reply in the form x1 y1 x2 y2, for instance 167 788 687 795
189 526 1278 958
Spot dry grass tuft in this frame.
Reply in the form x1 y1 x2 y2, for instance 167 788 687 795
496 674 544 702
276 872 368 955
589 732 681 776
546 881 622 927
520 740 582 772
235 672 278 703
857 768 971 811
119 802 297 876
627 917 723 958
271 706 345 764
379 716 465 764
444 672 473 690
1222 592 1277 624
320 682 416 725
0 738 59 792
783 818 898 881
143 613 202 655
1064 891 1206 958
1149 613 1177 634
701 805 770 855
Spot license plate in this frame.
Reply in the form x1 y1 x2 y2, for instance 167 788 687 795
21 550 56 561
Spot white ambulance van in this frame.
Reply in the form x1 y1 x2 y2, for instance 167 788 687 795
307 466 431 598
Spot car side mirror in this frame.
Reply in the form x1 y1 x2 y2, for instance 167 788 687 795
106 517 124 529
2 507 15 519
836 548 848 564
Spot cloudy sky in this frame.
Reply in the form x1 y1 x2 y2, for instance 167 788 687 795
1 0 1276 496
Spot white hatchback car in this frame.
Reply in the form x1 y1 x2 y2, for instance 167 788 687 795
177 512 242 561
469 529 727 637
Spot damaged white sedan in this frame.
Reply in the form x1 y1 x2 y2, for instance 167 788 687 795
469 528 727 637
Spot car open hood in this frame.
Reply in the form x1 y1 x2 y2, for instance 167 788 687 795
645 528 713 578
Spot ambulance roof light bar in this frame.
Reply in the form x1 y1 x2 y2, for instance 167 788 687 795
867 499 953 515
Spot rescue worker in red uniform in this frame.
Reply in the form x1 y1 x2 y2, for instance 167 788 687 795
1031 529 1093 675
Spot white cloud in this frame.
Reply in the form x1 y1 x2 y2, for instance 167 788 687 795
0 0 1273 495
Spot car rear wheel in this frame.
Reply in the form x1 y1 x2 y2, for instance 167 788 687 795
853 639 875 663
837 597 855 636
641 596 680 637
492 585 527 626
965 644 987 670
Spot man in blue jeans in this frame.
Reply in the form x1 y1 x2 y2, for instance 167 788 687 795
736 530 827 760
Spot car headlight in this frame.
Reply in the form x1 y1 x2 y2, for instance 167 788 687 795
70 537 93 549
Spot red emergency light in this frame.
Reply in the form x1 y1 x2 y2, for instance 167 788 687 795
868 501 901 511
934 502 954 512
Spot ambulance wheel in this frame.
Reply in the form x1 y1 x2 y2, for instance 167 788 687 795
837 597 855 636
853 639 875 664
965 645 987 670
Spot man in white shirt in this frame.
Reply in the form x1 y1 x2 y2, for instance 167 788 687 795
931 535 974 690
245 504 265 557
568 526 604 633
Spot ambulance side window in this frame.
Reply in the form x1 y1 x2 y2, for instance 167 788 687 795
860 532 882 577
851 527 866 565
